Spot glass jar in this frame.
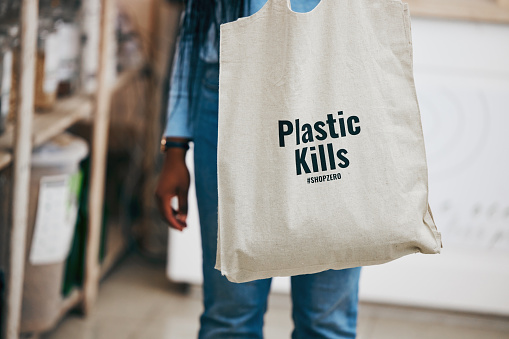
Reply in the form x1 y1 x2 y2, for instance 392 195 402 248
80 0 100 94
34 17 60 111
0 24 18 134
0 35 13 135
55 7 81 97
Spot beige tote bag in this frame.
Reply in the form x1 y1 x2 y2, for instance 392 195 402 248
216 0 442 283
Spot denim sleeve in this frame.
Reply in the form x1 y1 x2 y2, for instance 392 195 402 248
164 40 193 139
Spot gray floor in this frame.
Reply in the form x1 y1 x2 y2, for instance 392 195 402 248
41 254 509 339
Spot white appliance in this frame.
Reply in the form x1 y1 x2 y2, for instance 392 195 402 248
168 17 509 315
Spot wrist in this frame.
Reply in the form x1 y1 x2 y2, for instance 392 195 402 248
161 137 191 153
163 149 186 166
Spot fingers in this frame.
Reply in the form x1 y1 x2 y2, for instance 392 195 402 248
157 194 186 231
177 188 189 224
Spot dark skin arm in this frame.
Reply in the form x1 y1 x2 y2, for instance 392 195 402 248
155 137 191 231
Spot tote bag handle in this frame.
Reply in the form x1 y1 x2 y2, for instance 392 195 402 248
268 0 327 15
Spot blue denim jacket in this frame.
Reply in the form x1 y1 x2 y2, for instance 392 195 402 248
164 0 321 138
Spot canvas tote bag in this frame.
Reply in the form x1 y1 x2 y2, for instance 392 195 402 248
216 0 442 283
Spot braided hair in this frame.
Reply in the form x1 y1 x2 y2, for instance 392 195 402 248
175 0 251 114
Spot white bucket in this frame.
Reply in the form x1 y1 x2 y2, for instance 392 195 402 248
22 133 89 333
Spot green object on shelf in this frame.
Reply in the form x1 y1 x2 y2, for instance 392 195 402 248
61 158 87 297
61 157 110 297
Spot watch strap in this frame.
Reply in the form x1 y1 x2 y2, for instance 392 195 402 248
161 138 190 152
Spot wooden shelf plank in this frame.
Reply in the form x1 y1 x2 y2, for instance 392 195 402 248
32 96 94 146
58 288 83 318
407 0 509 24
0 95 93 171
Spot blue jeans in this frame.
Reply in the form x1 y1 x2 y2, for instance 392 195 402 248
192 61 361 339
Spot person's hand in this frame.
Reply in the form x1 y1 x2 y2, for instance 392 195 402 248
155 139 190 231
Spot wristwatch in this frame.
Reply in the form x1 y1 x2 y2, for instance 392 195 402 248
160 137 190 153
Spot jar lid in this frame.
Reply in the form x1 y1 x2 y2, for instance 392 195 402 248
32 133 89 168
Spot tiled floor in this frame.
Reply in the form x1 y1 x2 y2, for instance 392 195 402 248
41 253 509 339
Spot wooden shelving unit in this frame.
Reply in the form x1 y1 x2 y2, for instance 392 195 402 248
0 0 137 338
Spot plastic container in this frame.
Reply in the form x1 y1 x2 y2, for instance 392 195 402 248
21 133 88 333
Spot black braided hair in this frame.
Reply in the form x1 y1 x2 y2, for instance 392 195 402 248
174 0 251 122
